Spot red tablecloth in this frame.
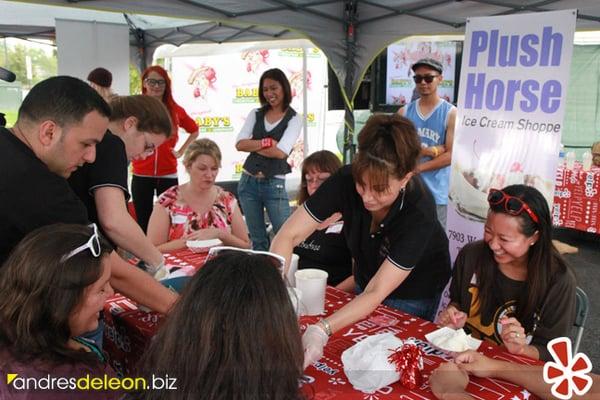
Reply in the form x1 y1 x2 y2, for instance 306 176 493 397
103 249 207 375
553 163 600 233
104 250 541 399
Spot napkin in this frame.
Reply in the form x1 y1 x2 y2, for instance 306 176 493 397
425 327 482 353
341 333 403 393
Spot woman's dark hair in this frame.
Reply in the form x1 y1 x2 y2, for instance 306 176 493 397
0 223 112 365
352 114 421 193
258 68 292 110
141 65 178 127
135 251 304 400
476 184 572 328
297 150 342 204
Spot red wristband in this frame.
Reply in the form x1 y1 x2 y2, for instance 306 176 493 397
261 137 273 149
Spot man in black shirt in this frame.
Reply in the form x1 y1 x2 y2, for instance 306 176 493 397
0 76 176 314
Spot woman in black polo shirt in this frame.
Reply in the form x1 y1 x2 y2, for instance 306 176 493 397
271 114 450 367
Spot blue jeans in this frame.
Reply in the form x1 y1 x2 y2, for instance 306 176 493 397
237 173 291 251
355 285 441 322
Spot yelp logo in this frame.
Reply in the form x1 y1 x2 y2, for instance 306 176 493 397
543 337 593 399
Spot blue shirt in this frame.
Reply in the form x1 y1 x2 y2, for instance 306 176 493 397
405 99 454 205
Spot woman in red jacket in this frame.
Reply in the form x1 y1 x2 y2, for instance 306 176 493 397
132 65 199 232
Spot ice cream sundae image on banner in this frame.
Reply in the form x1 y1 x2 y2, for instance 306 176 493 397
450 136 555 222
241 49 269 74
187 65 217 99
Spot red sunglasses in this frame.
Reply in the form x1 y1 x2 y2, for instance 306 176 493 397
487 188 539 224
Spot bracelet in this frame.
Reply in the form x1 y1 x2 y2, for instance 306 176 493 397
431 146 439 157
319 318 332 336
260 137 273 149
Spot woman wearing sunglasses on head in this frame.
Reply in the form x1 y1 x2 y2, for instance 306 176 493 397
437 185 577 361
130 250 304 400
271 114 451 368
131 65 200 233
147 138 250 252
69 95 172 275
0 224 121 399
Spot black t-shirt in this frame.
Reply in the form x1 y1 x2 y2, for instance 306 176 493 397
0 127 89 265
304 165 450 299
450 241 577 361
68 130 129 226
294 220 353 286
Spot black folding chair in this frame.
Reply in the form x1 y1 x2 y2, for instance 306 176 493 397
573 286 589 354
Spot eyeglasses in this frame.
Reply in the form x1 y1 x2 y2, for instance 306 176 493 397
144 78 166 87
487 189 539 224
207 246 286 275
141 135 156 158
61 223 101 262
413 74 439 84
305 174 331 186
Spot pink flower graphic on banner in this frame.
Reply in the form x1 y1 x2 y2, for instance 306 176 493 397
543 337 593 399
187 65 217 99
241 49 269 73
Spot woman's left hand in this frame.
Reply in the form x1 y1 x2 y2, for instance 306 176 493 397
184 228 222 241
499 317 527 355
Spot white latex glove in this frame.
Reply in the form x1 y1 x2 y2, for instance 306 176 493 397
302 324 329 369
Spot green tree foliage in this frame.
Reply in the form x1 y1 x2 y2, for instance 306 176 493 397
130 63 141 94
0 41 56 88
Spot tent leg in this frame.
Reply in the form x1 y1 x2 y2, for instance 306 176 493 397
342 0 357 164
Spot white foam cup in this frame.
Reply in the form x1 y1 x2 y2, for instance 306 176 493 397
287 287 303 316
286 254 300 286
294 268 328 315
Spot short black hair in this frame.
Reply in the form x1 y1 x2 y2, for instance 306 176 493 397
18 76 111 127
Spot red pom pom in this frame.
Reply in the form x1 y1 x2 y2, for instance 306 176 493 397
387 342 424 390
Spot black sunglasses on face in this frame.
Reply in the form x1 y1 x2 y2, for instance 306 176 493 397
413 74 439 84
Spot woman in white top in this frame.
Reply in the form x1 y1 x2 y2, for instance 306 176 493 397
235 68 302 251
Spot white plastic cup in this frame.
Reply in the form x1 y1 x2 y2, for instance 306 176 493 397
287 287 302 316
295 268 328 316
286 254 300 286
582 151 593 171
565 151 576 169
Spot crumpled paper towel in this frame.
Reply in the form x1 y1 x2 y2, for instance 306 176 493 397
341 332 403 393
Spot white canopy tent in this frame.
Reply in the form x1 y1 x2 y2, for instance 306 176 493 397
2 0 600 158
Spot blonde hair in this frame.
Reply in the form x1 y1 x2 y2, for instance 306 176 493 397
184 138 222 168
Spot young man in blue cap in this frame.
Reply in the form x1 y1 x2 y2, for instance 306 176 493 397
398 58 457 229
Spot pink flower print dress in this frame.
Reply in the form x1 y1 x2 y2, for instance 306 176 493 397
158 185 236 241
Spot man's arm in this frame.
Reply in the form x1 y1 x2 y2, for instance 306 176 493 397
418 107 456 173
109 251 177 314
95 187 163 267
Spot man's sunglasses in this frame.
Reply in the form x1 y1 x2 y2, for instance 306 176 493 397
61 223 101 262
413 74 439 84
207 246 286 275
487 189 539 224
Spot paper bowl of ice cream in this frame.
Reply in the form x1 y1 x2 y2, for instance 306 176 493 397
186 238 222 253
425 327 482 355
